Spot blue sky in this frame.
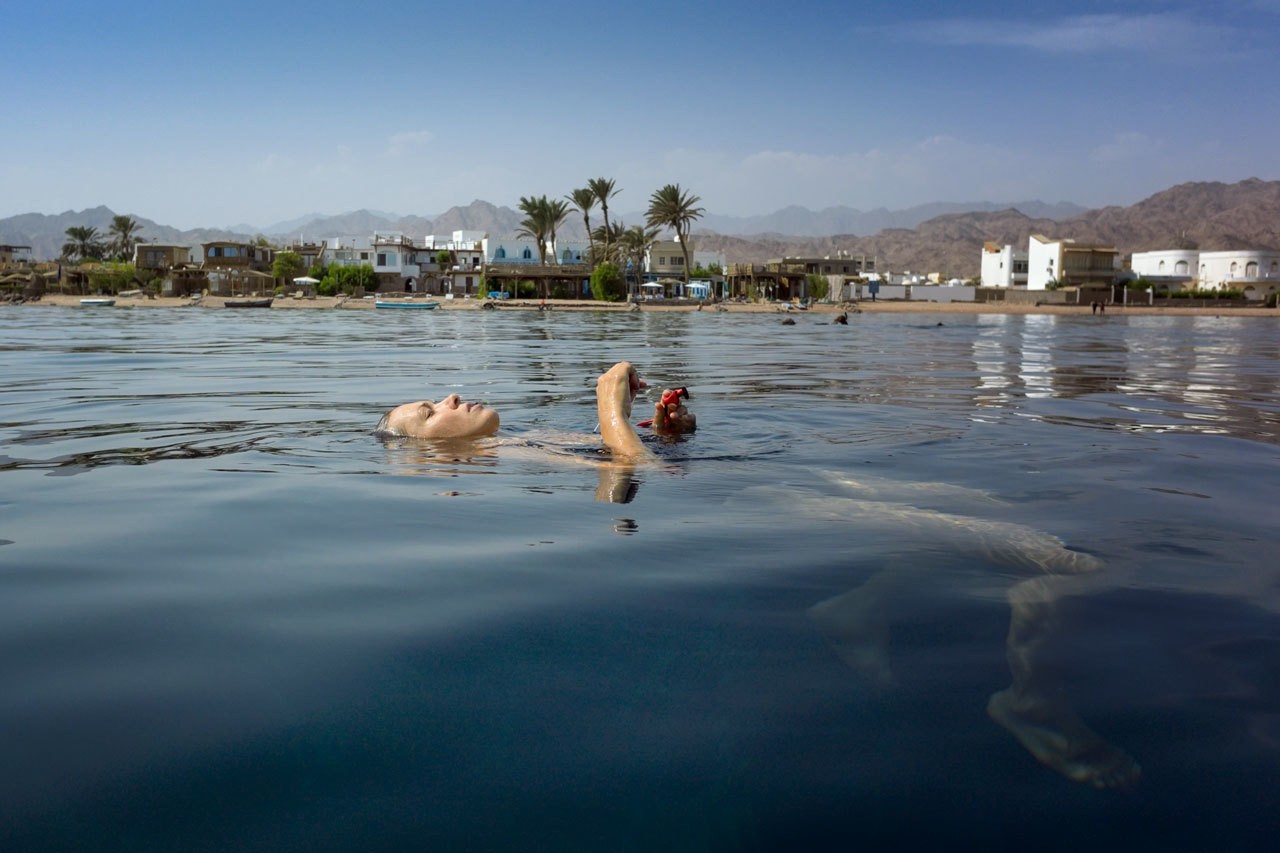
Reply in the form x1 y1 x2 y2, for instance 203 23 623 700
3 0 1278 229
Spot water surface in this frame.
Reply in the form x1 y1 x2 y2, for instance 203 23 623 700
2 307 1279 850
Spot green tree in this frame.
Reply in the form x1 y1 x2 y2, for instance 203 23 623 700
806 273 830 301
272 251 303 282
646 183 704 283
87 261 138 294
587 177 619 261
589 261 625 302
319 263 377 295
567 188 597 265
108 215 142 261
61 225 105 262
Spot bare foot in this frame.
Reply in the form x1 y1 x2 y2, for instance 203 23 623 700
987 688 1141 789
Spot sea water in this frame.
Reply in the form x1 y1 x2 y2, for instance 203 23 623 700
1 306 1278 851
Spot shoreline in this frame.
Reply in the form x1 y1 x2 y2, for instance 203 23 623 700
13 292 1280 318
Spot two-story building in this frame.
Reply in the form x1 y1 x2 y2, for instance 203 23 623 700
133 243 195 272
1027 235 1119 290
1130 248 1279 299
980 242 1028 287
200 241 275 295
1 244 33 266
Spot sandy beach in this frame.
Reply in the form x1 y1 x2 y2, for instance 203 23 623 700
16 292 1280 318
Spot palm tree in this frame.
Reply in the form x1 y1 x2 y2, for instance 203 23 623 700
646 183 705 283
108 215 142 261
587 177 620 261
61 226 105 262
618 222 661 300
545 197 571 264
515 195 551 266
590 221 626 265
567 188 597 264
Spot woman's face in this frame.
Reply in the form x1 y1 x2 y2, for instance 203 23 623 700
382 394 499 439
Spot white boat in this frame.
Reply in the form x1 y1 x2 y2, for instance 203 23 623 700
79 298 116 307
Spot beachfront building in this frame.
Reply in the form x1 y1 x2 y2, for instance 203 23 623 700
199 241 275 296
725 260 809 301
646 239 691 282
283 241 326 271
1199 250 1280 298
371 232 421 291
423 231 485 296
201 241 273 272
134 243 195 271
482 235 590 298
980 242 1028 288
1128 248 1280 299
1 244 33 266
1027 235 1119 290
322 238 373 268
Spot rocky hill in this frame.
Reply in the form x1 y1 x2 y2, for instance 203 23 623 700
692 179 1280 278
4 179 1277 277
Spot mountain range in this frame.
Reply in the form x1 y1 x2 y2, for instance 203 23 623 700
3 179 1278 278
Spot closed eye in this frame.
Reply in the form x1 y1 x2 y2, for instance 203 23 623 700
419 403 435 419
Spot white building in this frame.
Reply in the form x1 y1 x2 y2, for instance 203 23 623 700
1199 250 1280 294
1130 249 1198 280
1130 248 1280 298
979 242 1028 287
1027 235 1119 290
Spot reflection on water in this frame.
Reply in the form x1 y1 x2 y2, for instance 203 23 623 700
1 307 1279 849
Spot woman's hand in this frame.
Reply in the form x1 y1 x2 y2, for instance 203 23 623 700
596 361 646 418
596 362 650 459
652 388 696 434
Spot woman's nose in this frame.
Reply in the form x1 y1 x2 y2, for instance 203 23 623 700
444 394 461 408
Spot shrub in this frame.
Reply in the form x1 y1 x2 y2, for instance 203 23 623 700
590 262 625 302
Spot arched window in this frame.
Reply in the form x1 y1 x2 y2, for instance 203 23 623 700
522 247 532 259
1230 261 1238 276
561 249 572 262
1271 261 1279 275
1158 260 1166 273
1175 260 1188 275
1245 261 1259 278
495 246 506 259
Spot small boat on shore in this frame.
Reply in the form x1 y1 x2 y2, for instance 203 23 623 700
225 298 274 309
374 300 440 310
80 298 116 307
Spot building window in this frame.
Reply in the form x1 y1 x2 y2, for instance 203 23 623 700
1230 261 1238 276
1246 261 1259 278
522 248 532 259
1175 260 1188 275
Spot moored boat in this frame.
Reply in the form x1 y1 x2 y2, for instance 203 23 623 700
225 298 274 309
79 298 116 307
374 300 440 310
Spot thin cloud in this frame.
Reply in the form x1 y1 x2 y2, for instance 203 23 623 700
1091 131 1162 164
387 130 434 156
887 12 1236 55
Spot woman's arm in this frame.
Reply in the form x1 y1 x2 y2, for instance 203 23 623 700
596 361 651 460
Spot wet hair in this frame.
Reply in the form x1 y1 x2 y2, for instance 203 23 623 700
374 410 400 438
